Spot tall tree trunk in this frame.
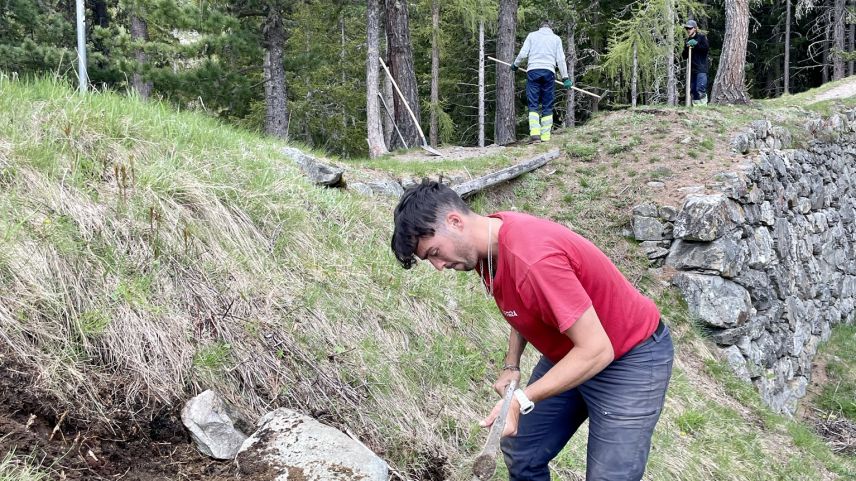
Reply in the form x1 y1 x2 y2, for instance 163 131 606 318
564 20 576 127
478 19 485 147
666 0 677 105
632 40 638 107
385 0 422 149
495 0 517 145
130 13 152 99
366 0 387 157
711 0 750 104
850 0 855 76
263 6 288 139
822 0 831 83
784 0 791 94
833 0 846 80
429 0 439 147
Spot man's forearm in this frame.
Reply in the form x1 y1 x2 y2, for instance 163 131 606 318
504 329 527 366
523 346 612 403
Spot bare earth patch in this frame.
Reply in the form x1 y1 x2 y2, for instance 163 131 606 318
810 76 856 104
393 144 510 162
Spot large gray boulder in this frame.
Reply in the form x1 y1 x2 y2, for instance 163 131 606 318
632 215 669 241
181 390 249 460
665 234 747 278
672 272 753 328
236 408 388 480
673 194 742 241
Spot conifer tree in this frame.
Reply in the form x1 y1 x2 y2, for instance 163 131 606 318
366 0 388 157
495 0 517 145
711 0 750 103
385 0 422 149
602 0 702 105
449 0 497 146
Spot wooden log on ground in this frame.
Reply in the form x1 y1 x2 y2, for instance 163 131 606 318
282 146 344 187
452 149 560 198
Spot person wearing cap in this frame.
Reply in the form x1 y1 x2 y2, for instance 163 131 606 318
390 180 674 481
510 20 573 144
681 20 710 105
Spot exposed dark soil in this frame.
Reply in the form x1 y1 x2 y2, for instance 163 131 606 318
0 351 237 480
0 351 446 480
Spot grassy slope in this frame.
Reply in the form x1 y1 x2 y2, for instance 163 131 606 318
0 76 507 478
0 76 854 480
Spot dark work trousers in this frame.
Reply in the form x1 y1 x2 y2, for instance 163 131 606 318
500 322 674 481
691 71 708 101
526 69 556 116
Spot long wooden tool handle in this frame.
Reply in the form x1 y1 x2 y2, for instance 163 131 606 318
487 56 602 100
472 379 518 480
685 47 692 107
378 57 428 144
376 92 408 148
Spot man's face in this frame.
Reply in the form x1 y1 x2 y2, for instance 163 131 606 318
685 27 697 37
414 215 479 272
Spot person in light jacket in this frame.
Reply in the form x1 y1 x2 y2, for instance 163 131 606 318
511 20 573 143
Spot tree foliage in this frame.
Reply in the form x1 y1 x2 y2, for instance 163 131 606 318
0 0 850 156
602 0 703 102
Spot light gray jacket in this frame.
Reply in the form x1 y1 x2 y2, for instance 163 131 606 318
513 27 569 79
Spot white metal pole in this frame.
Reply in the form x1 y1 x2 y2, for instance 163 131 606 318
76 0 88 92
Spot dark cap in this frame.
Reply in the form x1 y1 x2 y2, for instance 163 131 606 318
684 20 698 29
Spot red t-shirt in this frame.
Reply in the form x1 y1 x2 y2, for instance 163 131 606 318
479 212 660 363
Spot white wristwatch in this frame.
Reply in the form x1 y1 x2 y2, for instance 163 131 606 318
513 389 535 414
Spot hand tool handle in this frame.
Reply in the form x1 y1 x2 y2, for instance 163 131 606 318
378 57 429 145
472 379 518 480
487 56 602 100
686 47 693 107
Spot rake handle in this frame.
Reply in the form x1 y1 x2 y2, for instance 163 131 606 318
487 56 602 100
378 57 428 146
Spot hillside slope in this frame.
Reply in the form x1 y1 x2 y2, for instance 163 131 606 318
0 76 854 480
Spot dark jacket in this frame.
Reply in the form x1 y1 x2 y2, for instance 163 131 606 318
681 32 709 74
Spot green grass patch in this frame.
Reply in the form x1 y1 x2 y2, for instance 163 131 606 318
565 142 598 161
193 342 233 371
0 451 52 481
816 324 856 420
77 310 111 337
649 166 674 181
675 410 707 434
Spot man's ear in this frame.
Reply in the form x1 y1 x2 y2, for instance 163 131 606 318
444 211 465 233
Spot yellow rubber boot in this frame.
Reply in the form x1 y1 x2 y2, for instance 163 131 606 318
540 114 553 142
528 112 541 140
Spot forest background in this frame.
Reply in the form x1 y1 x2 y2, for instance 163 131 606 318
1 0 854 158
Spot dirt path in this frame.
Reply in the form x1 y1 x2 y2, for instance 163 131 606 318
810 76 856 103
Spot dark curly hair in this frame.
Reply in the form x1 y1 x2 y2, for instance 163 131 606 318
391 179 471 269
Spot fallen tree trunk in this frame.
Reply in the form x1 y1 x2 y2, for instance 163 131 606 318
452 149 560 198
282 146 344 187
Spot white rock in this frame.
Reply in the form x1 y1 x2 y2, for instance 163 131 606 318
181 390 248 460
236 408 388 481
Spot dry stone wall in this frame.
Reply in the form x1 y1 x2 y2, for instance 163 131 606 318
632 110 856 415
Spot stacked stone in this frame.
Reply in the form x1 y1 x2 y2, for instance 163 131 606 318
731 119 793 154
632 110 856 415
